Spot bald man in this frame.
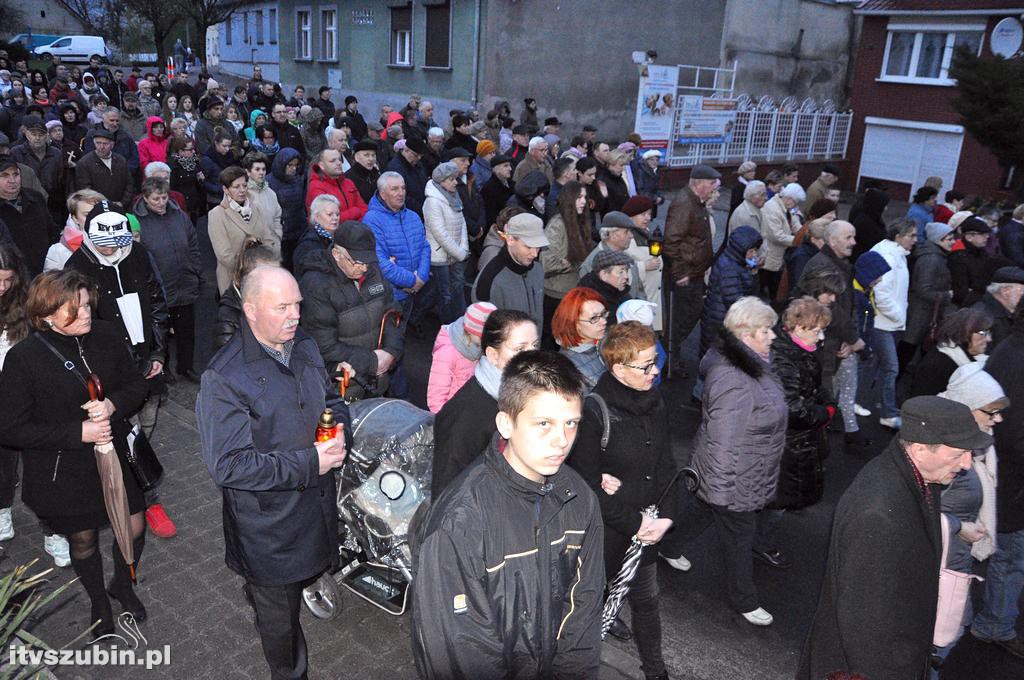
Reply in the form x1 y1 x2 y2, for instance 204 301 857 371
197 265 348 679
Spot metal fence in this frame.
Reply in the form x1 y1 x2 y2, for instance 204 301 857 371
665 108 854 168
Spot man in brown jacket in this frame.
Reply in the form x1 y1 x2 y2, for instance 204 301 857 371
662 164 721 371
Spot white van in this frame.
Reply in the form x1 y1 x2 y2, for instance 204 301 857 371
33 36 111 63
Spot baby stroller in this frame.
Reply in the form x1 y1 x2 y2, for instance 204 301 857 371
302 398 434 619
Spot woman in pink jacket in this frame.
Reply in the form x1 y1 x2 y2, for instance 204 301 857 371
138 116 170 172
426 302 495 413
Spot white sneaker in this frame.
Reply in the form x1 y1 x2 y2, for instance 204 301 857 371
0 507 13 541
854 404 872 417
879 416 902 430
44 534 71 568
659 552 692 572
741 607 774 626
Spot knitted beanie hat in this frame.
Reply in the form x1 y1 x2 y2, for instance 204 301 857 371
463 302 497 338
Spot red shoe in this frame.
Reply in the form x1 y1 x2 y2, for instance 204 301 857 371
145 504 177 538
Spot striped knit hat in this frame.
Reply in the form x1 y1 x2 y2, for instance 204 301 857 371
463 302 497 338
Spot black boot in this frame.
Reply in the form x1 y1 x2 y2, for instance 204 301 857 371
107 535 147 623
70 550 113 636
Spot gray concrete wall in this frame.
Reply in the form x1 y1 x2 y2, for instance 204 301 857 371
721 0 854 107
479 0 727 141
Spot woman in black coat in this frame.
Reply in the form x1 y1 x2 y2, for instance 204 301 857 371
850 187 889 261
430 310 538 497
569 321 677 678
0 270 149 635
910 307 992 398
769 298 835 514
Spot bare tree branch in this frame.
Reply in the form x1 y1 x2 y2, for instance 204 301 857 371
176 0 248 63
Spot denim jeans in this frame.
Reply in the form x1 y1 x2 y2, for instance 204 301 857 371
624 561 666 678
430 261 467 325
835 354 859 432
971 529 1024 641
860 328 900 419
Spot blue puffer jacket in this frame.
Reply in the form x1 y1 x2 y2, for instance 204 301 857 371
361 194 431 301
268 148 308 242
700 225 762 356
853 250 892 347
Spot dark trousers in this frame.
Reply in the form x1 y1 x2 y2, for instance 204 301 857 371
760 269 783 301
626 561 666 678
282 237 300 273
659 490 761 614
244 580 309 680
0 446 17 508
168 304 195 375
663 276 706 359
541 294 562 351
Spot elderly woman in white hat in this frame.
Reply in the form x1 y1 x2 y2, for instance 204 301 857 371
932 362 1007 673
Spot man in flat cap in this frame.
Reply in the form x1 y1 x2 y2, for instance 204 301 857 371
971 265 1024 350
661 163 721 376
799 396 992 680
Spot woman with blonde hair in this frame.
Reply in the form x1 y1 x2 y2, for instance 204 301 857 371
46 189 106 271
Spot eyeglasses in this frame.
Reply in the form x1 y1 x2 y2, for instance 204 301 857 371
623 361 658 375
980 407 1003 418
581 311 609 325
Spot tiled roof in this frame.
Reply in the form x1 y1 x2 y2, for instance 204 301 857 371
857 0 1024 13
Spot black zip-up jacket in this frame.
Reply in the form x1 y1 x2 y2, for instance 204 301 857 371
412 436 604 679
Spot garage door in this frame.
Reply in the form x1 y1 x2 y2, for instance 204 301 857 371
858 117 964 197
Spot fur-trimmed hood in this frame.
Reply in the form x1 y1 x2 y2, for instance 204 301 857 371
701 325 769 380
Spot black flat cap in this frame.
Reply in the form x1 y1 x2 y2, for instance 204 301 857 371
331 220 377 262
900 396 993 450
690 164 721 180
991 266 1024 285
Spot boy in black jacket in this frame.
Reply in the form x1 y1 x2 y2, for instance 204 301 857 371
412 350 604 679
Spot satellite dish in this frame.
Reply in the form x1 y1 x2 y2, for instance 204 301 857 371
991 18 1023 58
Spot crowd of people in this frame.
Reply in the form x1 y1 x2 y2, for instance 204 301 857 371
0 57 1021 680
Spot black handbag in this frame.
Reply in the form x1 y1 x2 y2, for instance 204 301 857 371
126 423 164 491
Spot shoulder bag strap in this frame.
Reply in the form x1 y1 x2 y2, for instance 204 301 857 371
33 332 89 389
584 392 611 453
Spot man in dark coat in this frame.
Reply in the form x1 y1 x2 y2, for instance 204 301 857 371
9 115 61 202
298 222 403 399
950 217 1008 307
269 102 306 157
0 157 57 277
197 266 348 680
998 209 1024 268
661 164 720 369
341 95 368 142
74 128 134 208
481 154 514 228
972 307 1024 658
970 266 1024 351
81 108 140 175
345 139 380 204
412 350 604 679
385 136 429 217
799 396 990 680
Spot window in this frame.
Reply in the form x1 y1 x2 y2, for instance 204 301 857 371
881 26 985 84
256 10 264 45
296 10 312 60
225 16 233 46
424 2 451 68
390 5 412 66
269 9 278 44
321 9 337 61
243 11 250 44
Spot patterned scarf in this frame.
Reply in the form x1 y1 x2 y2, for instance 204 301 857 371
172 152 198 172
229 198 252 222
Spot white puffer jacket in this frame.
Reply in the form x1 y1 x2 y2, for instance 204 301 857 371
870 238 911 331
423 180 469 266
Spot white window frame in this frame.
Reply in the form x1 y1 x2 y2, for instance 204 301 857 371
269 8 278 44
320 8 337 61
390 6 412 67
879 22 985 86
296 9 312 60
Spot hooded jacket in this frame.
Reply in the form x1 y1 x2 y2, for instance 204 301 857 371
65 241 169 370
412 436 604 680
244 108 266 144
851 188 889 260
305 163 367 221
131 193 202 308
700 225 762 356
137 116 169 171
692 329 788 512
852 250 891 347
870 238 911 332
247 176 283 242
59 103 88 150
423 180 469 266
119 105 147 142
298 106 325 161
268 148 308 242
361 194 431 302
194 107 238 154
298 246 403 399
426 319 481 414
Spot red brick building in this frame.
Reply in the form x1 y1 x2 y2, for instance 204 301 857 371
848 0 1024 201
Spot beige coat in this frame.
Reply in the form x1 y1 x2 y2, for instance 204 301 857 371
760 195 800 272
729 199 766 259
512 152 554 185
247 182 284 242
207 198 281 293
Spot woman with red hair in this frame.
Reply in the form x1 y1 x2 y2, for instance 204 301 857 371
552 286 608 391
